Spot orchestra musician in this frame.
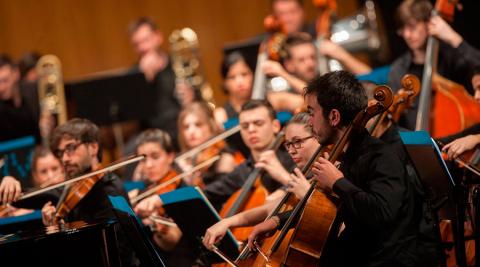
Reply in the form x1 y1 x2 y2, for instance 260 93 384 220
128 17 196 149
248 71 420 266
130 128 201 266
203 112 316 249
203 99 296 211
0 147 65 217
0 54 41 142
388 0 480 130
177 101 238 186
40 118 130 224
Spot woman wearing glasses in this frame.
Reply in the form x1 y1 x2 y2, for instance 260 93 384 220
202 112 319 249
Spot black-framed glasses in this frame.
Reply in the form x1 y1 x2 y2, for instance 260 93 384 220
55 142 82 158
284 136 314 150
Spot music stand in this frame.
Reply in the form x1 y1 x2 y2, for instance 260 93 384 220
159 186 239 264
223 36 262 73
400 131 461 267
65 71 156 126
108 195 166 267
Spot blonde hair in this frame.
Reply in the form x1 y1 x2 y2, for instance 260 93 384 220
177 101 221 151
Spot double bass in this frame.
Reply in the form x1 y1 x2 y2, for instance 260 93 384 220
415 0 480 138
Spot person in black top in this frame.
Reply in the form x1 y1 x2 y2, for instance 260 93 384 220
40 118 129 224
388 0 480 130
128 17 196 149
0 54 41 142
249 71 419 267
204 99 295 211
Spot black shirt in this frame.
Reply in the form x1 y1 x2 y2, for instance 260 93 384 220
279 130 418 267
0 82 40 142
204 148 295 211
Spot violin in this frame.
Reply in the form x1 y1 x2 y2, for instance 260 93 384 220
55 171 104 221
131 155 220 205
12 155 145 223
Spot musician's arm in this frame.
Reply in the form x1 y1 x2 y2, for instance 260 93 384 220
332 151 406 226
0 176 22 204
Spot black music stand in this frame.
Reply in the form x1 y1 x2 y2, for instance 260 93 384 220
159 186 239 264
109 195 166 267
400 131 462 267
223 36 262 73
65 71 156 126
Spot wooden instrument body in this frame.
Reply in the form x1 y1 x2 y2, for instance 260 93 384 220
220 179 268 241
430 74 480 138
283 190 337 266
56 173 103 220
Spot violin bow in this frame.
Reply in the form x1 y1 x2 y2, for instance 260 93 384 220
18 154 145 201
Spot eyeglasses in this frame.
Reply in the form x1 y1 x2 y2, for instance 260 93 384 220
284 136 314 150
55 142 82 158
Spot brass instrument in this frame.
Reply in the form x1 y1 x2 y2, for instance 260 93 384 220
169 28 215 107
317 0 381 74
36 55 67 146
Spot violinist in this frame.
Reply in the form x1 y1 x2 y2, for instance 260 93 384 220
249 71 420 267
177 101 238 186
132 129 178 217
388 0 480 130
130 128 199 266
204 99 296 211
0 147 65 217
41 118 130 224
203 112 316 249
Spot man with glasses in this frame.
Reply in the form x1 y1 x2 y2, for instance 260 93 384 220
203 99 296 211
40 118 130 225
388 0 480 130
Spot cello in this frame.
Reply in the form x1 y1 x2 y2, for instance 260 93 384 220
219 132 286 242
230 85 393 267
415 0 480 138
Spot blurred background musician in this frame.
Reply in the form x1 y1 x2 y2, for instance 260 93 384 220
17 51 42 83
128 17 196 150
0 146 65 218
176 101 241 186
0 54 41 143
387 0 480 131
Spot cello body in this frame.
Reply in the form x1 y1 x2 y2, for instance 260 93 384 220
429 74 480 138
220 180 268 241
282 190 338 266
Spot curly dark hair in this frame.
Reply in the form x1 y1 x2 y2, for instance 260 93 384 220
304 71 367 126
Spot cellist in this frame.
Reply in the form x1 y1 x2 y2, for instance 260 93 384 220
203 100 295 211
202 112 317 249
388 0 480 130
249 71 421 266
